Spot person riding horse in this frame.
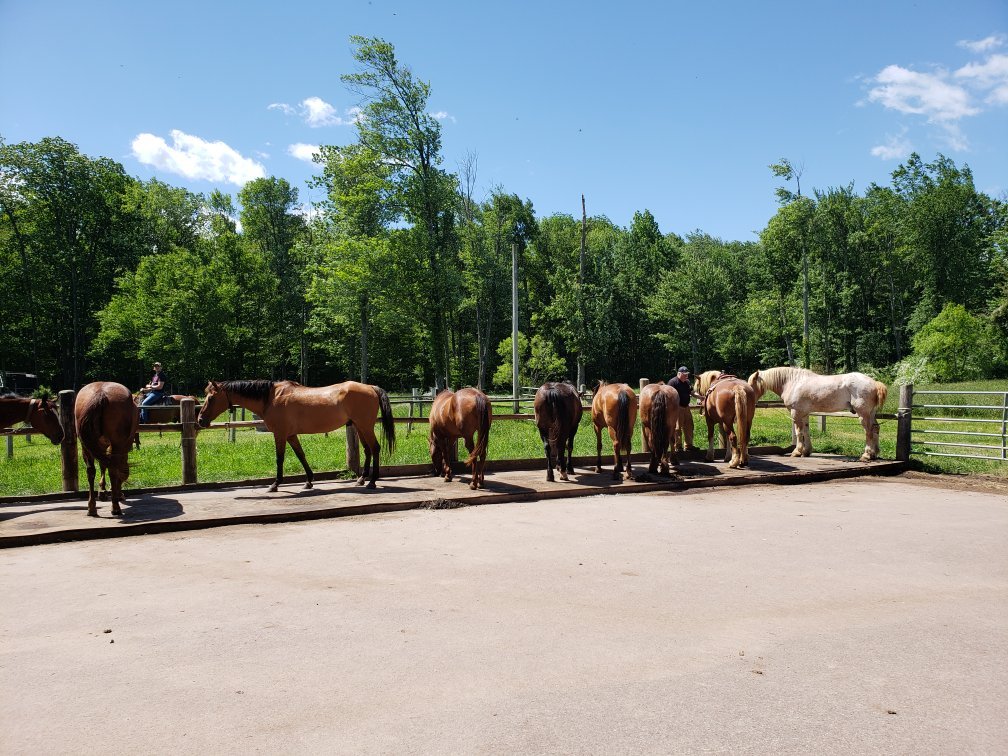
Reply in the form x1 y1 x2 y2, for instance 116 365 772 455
139 361 168 423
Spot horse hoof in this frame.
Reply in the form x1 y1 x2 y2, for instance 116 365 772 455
859 454 871 462
302 482 313 490
470 482 478 490
366 481 376 490
267 484 278 493
559 472 569 482
595 466 602 473
789 450 802 458
547 474 555 483
86 510 98 518
98 491 109 502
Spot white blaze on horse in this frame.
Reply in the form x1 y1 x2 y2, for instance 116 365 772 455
747 367 888 462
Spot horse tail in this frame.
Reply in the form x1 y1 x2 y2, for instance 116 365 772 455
734 385 750 453
374 386 396 455
874 381 888 411
650 390 669 458
616 388 632 448
467 393 492 467
747 370 765 399
545 386 563 450
79 395 130 482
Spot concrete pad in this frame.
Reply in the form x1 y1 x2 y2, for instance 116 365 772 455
0 451 903 546
0 478 1004 753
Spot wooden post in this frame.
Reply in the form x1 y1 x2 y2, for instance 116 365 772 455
895 383 913 463
409 388 418 434
59 389 78 492
818 413 826 433
6 434 12 459
639 378 650 452
345 424 361 476
180 397 197 484
228 406 236 443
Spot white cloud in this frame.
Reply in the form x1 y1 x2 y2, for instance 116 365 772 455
957 34 1005 53
288 143 320 163
430 110 456 123
867 64 978 122
268 98 363 127
131 130 265 185
955 53 1008 105
870 129 913 160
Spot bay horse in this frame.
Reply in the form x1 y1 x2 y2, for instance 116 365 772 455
197 380 396 491
428 388 492 489
748 367 888 461
133 392 197 424
591 381 637 481
0 395 65 444
533 381 583 482
695 371 756 469
639 382 680 476
75 382 139 517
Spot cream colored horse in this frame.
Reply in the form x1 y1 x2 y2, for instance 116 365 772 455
747 367 888 462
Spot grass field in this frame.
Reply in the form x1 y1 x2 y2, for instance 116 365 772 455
2 380 1004 497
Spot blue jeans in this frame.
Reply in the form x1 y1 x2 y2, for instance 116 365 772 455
140 391 165 423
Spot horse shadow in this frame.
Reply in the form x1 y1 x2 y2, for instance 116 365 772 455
234 481 428 501
0 505 88 522
118 495 185 522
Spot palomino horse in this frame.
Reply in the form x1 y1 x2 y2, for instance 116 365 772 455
197 380 396 491
428 388 493 489
592 381 638 480
75 382 138 517
639 382 680 475
748 367 888 462
695 371 756 469
533 381 583 482
0 395 64 444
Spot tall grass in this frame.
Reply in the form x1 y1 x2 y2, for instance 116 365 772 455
2 380 1004 497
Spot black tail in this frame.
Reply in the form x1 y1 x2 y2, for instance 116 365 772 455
545 386 564 451
374 386 396 455
467 392 492 466
616 389 632 448
650 390 669 457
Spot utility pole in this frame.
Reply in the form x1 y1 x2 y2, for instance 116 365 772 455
577 194 587 391
512 241 519 413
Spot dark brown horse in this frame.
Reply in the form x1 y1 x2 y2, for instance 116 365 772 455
695 370 756 469
591 381 638 481
0 395 64 444
75 382 138 517
639 382 681 475
198 380 396 491
533 381 583 482
428 388 492 489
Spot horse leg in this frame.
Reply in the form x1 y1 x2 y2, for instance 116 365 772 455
802 419 812 457
789 410 806 457
859 412 878 462
443 437 454 482
464 435 478 489
356 424 380 488
98 463 109 501
541 430 555 483
727 423 740 469
268 435 286 492
287 435 314 490
623 442 634 481
722 424 732 464
109 449 126 516
594 423 604 473
82 448 98 517
564 426 577 477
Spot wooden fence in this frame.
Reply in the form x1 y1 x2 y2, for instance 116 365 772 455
3 380 910 492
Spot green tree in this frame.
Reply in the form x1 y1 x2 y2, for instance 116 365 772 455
910 303 1002 380
492 332 566 389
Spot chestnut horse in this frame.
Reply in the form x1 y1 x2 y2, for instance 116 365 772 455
0 395 64 445
533 381 583 482
639 382 680 475
75 382 139 517
428 388 492 489
592 381 638 480
197 380 396 491
748 367 888 461
695 371 756 469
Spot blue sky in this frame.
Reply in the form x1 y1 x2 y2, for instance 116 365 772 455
2 0 1006 242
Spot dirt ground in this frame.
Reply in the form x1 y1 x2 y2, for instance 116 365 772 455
1 476 1005 754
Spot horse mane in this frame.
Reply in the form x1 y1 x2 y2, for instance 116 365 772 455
755 367 811 396
222 380 275 405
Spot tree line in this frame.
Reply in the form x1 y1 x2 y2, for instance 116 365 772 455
2 36 1006 396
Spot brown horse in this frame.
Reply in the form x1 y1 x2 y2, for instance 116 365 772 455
639 382 680 475
695 370 756 469
75 382 138 517
133 393 197 424
592 381 638 480
428 388 492 489
197 380 396 491
533 381 583 482
0 395 64 444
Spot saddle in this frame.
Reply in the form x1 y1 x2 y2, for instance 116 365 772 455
701 374 738 415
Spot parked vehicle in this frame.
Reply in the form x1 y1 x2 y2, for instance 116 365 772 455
0 372 40 397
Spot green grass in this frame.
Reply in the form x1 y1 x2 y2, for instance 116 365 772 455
2 381 1004 497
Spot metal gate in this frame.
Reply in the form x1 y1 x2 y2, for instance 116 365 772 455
910 389 1008 462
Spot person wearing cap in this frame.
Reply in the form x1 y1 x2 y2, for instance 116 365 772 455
669 366 699 451
139 361 168 423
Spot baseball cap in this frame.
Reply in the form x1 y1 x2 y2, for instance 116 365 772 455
677 366 689 374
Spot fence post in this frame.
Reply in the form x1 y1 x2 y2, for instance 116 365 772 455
639 378 650 452
180 397 197 484
6 434 12 459
818 414 826 433
59 389 78 492
346 424 361 476
228 406 236 443
895 383 913 463
409 388 418 434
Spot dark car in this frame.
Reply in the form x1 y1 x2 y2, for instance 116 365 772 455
0 372 40 397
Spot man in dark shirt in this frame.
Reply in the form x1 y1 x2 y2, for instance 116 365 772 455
669 366 698 450
139 361 168 423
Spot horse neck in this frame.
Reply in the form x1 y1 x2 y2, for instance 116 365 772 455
0 398 29 428
762 367 804 395
224 388 267 416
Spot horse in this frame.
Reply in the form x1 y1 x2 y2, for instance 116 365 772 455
428 388 492 489
0 395 65 445
75 382 138 517
591 381 638 481
639 382 680 476
695 371 756 469
533 381 583 482
748 367 888 462
133 392 197 424
197 380 396 491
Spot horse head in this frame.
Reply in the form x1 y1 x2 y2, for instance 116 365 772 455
29 398 65 445
695 370 723 395
197 381 227 429
747 370 766 399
